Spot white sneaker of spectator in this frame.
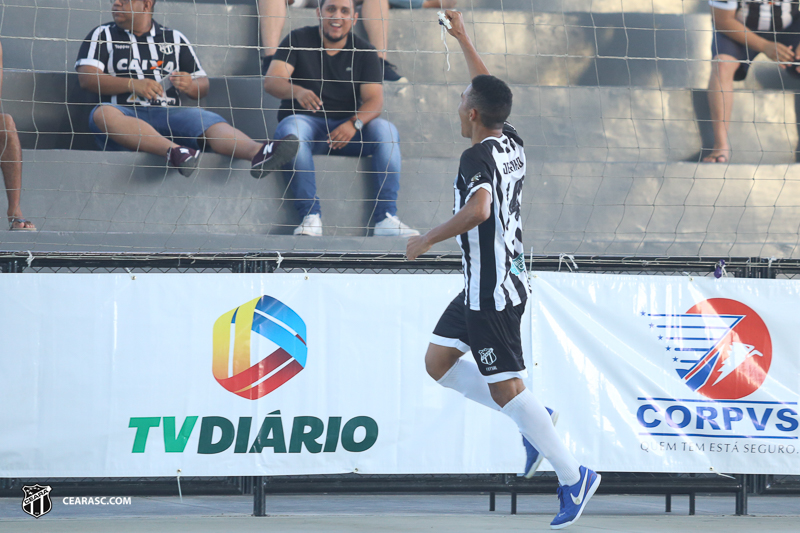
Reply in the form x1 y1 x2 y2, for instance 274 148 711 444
373 214 420 237
293 214 322 236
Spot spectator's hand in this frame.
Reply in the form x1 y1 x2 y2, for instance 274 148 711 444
296 88 323 112
762 42 795 67
130 78 163 100
169 71 197 95
406 234 431 261
328 120 357 150
444 10 467 40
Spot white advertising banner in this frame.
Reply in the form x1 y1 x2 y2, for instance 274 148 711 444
1 272 797 477
529 272 799 475
0 273 527 477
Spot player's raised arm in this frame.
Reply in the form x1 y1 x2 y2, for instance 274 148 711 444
443 10 490 79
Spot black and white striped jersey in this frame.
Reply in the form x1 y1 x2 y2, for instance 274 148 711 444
75 21 206 106
454 122 529 312
710 1 800 32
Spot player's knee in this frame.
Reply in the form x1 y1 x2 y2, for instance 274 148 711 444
424 347 455 381
488 379 525 408
424 350 445 381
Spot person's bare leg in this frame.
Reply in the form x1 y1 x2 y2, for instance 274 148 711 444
362 0 390 60
92 106 177 155
259 0 289 57
422 0 456 8
203 122 263 160
704 54 739 162
0 113 34 229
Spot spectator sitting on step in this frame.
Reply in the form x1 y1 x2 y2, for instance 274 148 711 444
257 0 456 81
258 0 419 237
705 1 800 163
76 0 275 178
0 41 35 231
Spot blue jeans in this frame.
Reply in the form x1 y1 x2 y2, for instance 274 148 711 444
273 114 401 222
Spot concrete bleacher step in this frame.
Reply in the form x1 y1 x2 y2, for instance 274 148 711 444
6 149 800 257
4 0 788 92
7 71 800 164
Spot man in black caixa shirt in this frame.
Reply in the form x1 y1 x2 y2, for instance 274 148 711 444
76 0 271 178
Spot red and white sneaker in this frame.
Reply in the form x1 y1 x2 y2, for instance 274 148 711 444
167 146 200 177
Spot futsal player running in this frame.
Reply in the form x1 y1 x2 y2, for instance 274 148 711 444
405 11 600 529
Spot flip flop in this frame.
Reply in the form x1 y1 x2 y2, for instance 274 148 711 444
8 218 36 231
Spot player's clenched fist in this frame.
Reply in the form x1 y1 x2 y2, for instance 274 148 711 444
443 10 467 40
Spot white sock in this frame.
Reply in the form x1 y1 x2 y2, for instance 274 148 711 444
437 358 500 412
502 388 581 486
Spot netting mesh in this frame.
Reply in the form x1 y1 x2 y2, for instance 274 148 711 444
2 1 800 256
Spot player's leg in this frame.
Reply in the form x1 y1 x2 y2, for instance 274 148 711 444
490 378 580 485
427 291 499 410
493 378 599 529
469 303 598 528
0 113 34 230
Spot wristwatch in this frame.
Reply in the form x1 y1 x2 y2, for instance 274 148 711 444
352 117 364 131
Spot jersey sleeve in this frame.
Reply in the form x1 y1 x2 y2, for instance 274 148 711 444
174 31 207 78
75 26 109 72
273 33 296 68
460 148 493 203
708 1 737 10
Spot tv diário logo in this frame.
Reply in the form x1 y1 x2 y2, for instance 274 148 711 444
212 295 307 399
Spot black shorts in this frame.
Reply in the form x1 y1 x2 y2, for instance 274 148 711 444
712 18 800 81
431 290 527 383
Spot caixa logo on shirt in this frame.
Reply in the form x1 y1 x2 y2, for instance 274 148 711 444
116 58 175 76
635 299 798 440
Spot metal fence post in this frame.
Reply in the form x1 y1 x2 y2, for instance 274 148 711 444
253 476 266 516
735 475 748 515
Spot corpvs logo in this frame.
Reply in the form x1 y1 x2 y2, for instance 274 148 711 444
672 299 771 400
636 298 798 445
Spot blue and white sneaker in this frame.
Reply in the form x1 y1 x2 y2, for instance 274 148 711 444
522 407 559 478
550 465 601 530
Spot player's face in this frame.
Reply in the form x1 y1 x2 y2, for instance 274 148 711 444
458 85 474 138
111 0 150 29
318 0 356 44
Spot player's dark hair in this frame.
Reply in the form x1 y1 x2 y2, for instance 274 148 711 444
468 75 512 129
